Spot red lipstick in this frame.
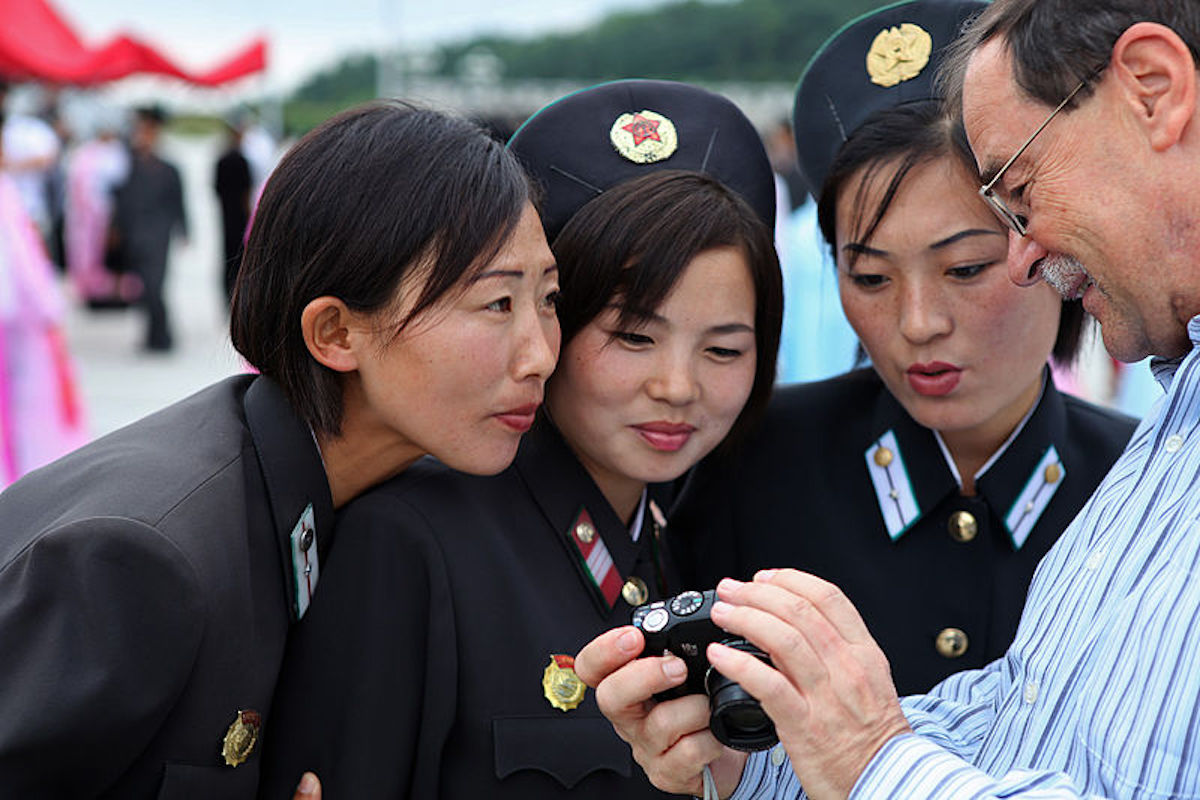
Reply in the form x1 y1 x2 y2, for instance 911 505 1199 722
906 362 961 397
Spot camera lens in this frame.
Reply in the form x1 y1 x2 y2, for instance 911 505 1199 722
703 639 777 752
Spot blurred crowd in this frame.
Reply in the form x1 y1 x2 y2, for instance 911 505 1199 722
0 80 279 487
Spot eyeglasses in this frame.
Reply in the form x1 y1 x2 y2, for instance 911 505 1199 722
978 79 1088 236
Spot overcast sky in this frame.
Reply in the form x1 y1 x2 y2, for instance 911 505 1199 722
52 0 658 95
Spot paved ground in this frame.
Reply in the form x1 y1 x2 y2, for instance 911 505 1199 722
63 132 249 441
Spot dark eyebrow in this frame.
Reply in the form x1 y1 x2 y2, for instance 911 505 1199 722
610 306 753 336
930 229 1007 249
709 323 755 336
842 242 887 258
469 264 558 283
840 229 1004 262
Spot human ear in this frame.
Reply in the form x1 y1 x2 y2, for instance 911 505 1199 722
1110 21 1196 151
300 296 361 373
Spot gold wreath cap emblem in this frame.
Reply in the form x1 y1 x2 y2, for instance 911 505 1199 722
222 709 262 767
610 109 679 164
866 22 933 87
542 655 587 711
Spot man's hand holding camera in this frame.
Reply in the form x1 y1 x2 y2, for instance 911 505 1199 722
576 569 913 800
574 626 749 797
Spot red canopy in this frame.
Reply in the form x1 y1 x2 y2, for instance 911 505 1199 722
0 0 266 86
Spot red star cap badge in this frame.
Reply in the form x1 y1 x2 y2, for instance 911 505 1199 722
621 113 662 147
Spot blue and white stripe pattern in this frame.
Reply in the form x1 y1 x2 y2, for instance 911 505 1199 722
730 318 1200 800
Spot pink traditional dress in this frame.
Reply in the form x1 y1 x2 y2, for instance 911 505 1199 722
0 171 87 486
64 135 131 302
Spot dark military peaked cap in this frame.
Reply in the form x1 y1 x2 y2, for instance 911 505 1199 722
509 79 776 242
794 0 986 195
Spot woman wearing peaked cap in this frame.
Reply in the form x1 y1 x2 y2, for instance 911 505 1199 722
571 3 1138 796
257 79 782 799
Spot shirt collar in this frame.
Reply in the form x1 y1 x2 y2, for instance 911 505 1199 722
866 367 1066 549
1149 314 1200 392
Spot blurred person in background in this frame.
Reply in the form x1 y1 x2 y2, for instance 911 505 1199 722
110 104 187 352
0 80 60 248
63 106 132 306
215 116 253 304
767 117 860 383
0 110 87 486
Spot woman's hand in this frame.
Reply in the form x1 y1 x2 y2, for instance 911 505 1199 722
575 627 749 797
705 570 912 800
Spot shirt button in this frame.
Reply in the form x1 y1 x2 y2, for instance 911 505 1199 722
1024 681 1039 704
1166 434 1184 453
771 745 786 766
1086 550 1104 570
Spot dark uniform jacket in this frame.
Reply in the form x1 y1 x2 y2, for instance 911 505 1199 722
258 420 681 799
670 368 1137 695
0 375 334 798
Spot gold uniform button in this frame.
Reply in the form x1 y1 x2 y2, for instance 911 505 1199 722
574 521 596 544
947 510 977 543
622 576 649 607
935 628 969 658
873 446 894 468
1044 463 1062 484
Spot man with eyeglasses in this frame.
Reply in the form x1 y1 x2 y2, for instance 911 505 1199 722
574 2 1200 798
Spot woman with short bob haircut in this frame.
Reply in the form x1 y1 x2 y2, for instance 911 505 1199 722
0 100 559 798
257 80 782 799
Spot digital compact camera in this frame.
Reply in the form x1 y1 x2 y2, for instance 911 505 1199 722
631 589 777 752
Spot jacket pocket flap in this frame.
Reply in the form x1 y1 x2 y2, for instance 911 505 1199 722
493 715 632 788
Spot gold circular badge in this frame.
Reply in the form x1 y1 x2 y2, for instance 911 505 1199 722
221 709 262 767
610 109 678 164
543 655 586 711
866 22 933 88
1044 463 1062 484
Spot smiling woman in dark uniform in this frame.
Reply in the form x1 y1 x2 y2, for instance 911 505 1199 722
256 80 783 799
669 0 1137 697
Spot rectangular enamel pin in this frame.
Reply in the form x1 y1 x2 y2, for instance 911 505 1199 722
289 502 319 619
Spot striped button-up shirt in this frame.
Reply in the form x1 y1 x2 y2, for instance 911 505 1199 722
732 316 1200 800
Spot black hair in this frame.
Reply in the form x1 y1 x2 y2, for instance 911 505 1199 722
230 100 532 436
816 99 1086 364
550 169 783 447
